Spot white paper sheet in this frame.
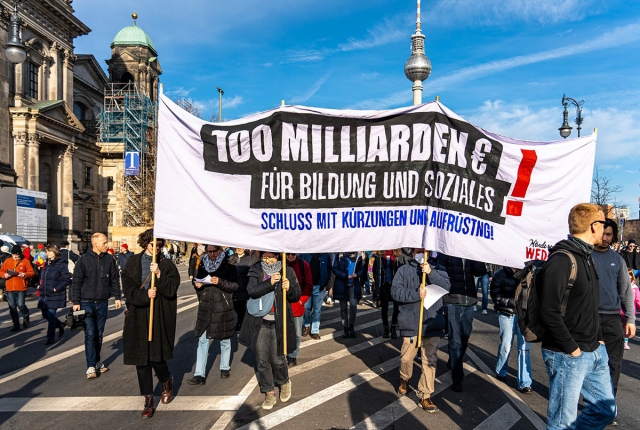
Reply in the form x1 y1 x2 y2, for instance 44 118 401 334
193 275 214 285
423 284 449 310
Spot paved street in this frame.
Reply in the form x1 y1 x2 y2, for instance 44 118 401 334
1 266 639 430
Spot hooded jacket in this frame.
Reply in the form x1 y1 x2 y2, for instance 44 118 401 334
537 239 602 354
440 255 487 306
391 258 451 337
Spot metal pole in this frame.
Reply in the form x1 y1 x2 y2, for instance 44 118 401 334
416 257 426 348
216 86 224 121
148 237 157 342
282 252 287 355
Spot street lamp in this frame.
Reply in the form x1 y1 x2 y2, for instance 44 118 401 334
3 0 26 64
559 94 584 139
216 86 224 122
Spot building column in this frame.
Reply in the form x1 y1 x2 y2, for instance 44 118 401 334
27 133 41 190
61 145 75 237
62 49 75 106
49 43 59 100
13 132 27 187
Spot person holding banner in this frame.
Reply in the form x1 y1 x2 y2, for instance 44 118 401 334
391 248 450 413
238 251 301 410
332 252 366 338
122 229 180 418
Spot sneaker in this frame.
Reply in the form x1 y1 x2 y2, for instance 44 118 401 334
452 382 463 392
187 376 206 385
398 378 409 396
473 306 477 312
221 370 230 379
495 374 507 382
444 334 448 340
279 380 292 402
86 367 98 379
287 357 297 367
95 362 109 373
262 392 277 410
624 342 630 350
301 326 310 337
481 309 488 315
310 333 321 340
518 386 532 394
418 397 439 413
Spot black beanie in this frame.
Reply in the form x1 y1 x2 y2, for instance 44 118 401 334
11 244 22 255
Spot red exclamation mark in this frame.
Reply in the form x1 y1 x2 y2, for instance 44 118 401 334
506 149 538 216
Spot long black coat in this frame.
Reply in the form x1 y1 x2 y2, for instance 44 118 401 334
122 252 180 366
231 253 259 302
193 257 239 339
238 262 301 356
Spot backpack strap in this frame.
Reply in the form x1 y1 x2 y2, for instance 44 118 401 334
551 250 578 317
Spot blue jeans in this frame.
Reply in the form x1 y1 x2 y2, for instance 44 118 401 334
6 291 29 326
476 274 489 310
447 304 474 383
195 331 231 376
81 300 108 369
496 312 532 389
542 344 616 430
303 285 323 334
41 306 63 341
340 284 357 328
289 316 303 359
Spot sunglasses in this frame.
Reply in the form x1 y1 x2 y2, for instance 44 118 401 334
590 220 606 227
207 250 220 254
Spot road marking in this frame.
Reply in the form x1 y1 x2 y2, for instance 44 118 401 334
300 319 384 350
0 299 200 385
236 356 400 430
350 361 478 430
465 348 545 430
0 395 246 412
473 403 521 430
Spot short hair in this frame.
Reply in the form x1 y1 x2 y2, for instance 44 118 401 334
137 228 164 249
61 240 70 247
568 203 603 235
603 218 618 240
45 244 61 259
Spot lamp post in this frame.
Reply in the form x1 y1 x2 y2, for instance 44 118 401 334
216 86 224 122
559 94 584 139
3 0 27 64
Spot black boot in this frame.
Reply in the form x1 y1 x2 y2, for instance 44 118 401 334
343 326 349 339
10 324 20 332
383 326 390 339
349 324 356 338
23 315 30 329
390 325 398 339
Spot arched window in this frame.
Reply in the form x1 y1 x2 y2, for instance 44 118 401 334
120 72 134 83
74 102 87 121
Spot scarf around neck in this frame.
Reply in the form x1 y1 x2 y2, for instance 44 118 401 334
262 260 282 277
567 235 594 256
202 251 226 273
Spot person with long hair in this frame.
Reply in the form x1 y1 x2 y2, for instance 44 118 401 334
38 245 69 345
121 229 180 418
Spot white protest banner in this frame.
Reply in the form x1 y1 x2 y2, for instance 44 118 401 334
154 93 596 267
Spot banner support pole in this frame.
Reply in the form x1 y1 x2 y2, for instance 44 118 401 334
416 257 426 349
148 237 157 342
282 252 287 356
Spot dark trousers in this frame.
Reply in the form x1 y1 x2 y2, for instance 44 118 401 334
380 282 399 328
136 360 171 396
234 300 247 328
447 304 474 383
41 306 63 341
7 291 29 326
600 313 624 396
255 321 289 393
80 300 108 369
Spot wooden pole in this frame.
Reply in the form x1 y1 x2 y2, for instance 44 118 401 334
416 257 426 348
148 237 157 342
282 252 287 355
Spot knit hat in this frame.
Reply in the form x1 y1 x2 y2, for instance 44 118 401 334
11 244 22 255
628 239 636 245
37 244 44 250
121 243 128 250
107 248 115 254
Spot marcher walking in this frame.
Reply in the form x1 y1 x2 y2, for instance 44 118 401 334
231 248 258 331
299 253 332 340
333 252 366 338
38 245 69 345
286 253 313 366
0 244 35 331
122 230 180 418
373 250 399 338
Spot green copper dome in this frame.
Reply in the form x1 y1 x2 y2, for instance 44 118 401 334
111 25 157 55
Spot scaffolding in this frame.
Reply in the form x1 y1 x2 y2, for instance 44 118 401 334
100 83 157 226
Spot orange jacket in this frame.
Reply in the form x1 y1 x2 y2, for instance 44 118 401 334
0 257 35 291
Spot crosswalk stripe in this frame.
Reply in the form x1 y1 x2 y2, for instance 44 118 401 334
300 319 384 349
472 403 521 430
236 356 400 430
0 395 246 412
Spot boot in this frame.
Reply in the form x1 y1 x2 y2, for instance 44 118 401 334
349 324 356 338
383 326 390 339
141 395 155 418
398 378 409 395
390 325 398 339
161 376 173 404
10 324 20 332
343 326 349 339
23 315 30 329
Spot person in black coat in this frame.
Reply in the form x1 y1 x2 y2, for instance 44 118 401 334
391 249 450 413
238 251 301 410
333 252 366 338
188 245 204 280
372 250 399 338
38 245 70 345
187 244 239 385
231 248 259 331
122 229 180 419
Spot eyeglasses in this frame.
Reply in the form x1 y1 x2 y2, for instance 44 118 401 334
590 220 606 227
207 250 219 254
262 256 277 261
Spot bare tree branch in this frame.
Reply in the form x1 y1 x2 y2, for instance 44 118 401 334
591 166 624 211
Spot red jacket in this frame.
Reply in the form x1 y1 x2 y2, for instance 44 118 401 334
0 257 35 291
287 257 313 317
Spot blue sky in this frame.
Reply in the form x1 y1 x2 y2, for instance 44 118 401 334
72 0 640 218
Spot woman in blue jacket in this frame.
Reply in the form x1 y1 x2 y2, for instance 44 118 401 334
332 252 366 338
39 245 70 345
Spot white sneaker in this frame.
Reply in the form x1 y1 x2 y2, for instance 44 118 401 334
481 309 488 315
86 367 98 379
95 362 109 373
624 342 630 350
473 306 477 312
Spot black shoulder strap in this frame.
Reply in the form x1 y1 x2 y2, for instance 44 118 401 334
551 250 578 317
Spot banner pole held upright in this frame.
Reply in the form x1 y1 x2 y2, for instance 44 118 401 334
416 257 426 349
148 237 157 342
282 252 287 355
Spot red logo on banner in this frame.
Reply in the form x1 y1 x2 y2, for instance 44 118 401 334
507 149 538 216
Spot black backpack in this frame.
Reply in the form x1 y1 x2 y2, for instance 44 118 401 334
514 250 578 343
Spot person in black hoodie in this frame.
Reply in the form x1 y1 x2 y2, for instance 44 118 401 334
391 249 450 413
71 232 121 379
440 254 487 392
490 266 532 393
231 248 259 331
538 203 616 429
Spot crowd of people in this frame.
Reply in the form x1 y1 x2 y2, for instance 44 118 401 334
1 202 639 429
